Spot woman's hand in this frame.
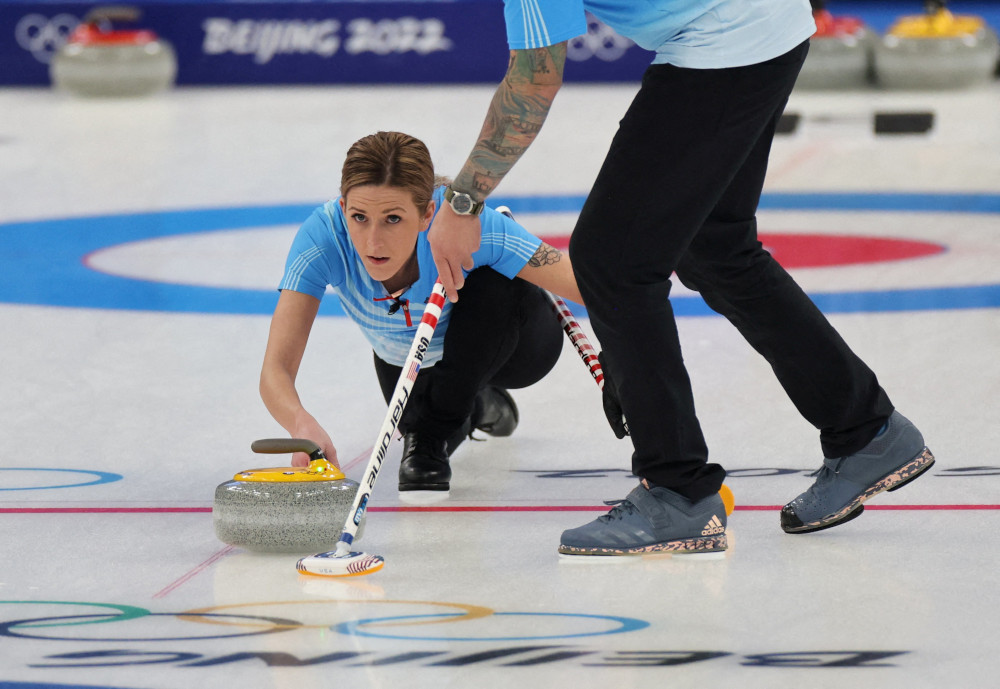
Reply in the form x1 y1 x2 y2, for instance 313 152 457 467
289 413 339 468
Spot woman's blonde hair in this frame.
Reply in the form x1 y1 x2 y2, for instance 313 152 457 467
341 131 446 212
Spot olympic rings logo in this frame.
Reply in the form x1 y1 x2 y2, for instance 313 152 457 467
14 13 81 64
566 17 634 63
0 600 648 643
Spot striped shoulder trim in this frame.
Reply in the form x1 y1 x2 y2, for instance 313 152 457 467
481 232 541 259
280 245 325 292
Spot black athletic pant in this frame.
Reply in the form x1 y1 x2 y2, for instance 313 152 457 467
374 267 563 441
569 41 893 502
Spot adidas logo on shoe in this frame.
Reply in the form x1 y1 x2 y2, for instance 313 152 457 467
701 515 725 536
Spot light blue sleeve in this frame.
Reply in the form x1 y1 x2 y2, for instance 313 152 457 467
472 205 543 279
278 207 343 299
503 0 588 49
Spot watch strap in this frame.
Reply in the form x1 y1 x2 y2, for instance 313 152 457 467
444 186 485 216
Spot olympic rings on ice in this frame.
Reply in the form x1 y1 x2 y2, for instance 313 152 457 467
0 601 147 628
336 611 650 642
0 600 648 643
0 610 301 642
182 599 494 629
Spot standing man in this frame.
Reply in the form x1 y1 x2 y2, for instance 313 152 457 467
429 1 934 556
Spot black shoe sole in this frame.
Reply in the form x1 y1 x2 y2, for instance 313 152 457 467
781 447 935 534
781 504 866 534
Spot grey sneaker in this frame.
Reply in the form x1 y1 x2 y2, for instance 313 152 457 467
559 482 728 556
781 411 934 534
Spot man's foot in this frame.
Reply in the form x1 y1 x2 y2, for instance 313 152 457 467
559 481 728 557
781 411 935 534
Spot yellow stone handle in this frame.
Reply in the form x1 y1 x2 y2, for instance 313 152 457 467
251 438 325 458
890 9 986 39
235 438 346 482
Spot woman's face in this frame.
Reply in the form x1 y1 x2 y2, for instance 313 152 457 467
340 184 435 286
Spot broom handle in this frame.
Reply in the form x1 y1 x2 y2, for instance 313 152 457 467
335 279 448 554
545 291 605 390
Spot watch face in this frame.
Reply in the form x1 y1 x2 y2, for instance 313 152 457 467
451 193 473 214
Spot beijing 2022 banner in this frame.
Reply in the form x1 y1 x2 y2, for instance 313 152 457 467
2 1 653 86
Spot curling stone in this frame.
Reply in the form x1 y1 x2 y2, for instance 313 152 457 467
873 0 1000 89
50 6 177 97
213 438 365 554
796 0 876 90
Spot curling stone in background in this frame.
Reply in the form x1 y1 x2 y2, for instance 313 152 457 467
873 0 1000 89
50 6 177 97
795 0 876 90
214 438 365 554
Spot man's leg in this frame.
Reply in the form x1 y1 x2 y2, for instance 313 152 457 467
674 99 893 458
562 43 809 555
570 43 810 500
673 66 932 536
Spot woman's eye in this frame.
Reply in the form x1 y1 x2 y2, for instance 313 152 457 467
386 215 402 224
351 213 367 222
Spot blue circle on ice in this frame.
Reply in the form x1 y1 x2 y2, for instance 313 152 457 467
0 468 123 491
1 193 998 314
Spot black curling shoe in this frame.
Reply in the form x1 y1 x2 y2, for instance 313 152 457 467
398 432 451 494
440 387 519 459
473 386 519 437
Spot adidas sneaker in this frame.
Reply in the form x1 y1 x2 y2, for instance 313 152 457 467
559 481 728 556
781 410 935 534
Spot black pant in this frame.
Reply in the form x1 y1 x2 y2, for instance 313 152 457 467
569 41 893 501
374 267 563 441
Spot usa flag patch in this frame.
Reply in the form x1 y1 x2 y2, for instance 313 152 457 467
406 360 421 382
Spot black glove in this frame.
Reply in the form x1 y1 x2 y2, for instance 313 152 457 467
598 351 629 438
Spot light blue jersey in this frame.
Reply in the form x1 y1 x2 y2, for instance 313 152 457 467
279 186 542 367
504 0 815 69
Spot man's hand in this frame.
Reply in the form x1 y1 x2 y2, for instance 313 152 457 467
428 203 481 302
599 352 629 438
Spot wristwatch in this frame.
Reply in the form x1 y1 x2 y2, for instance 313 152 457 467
443 186 485 216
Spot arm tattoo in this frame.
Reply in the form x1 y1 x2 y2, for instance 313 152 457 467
454 45 566 200
527 242 562 268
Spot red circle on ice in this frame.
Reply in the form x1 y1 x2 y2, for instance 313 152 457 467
540 233 945 269
757 233 945 268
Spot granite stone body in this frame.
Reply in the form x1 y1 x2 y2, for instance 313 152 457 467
874 23 999 89
51 40 177 97
797 29 876 90
213 477 365 553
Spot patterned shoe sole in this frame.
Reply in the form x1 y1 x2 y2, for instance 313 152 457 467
558 533 728 556
783 446 935 534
